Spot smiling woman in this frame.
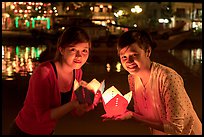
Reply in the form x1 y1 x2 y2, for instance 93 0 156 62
8 26 94 135
103 28 202 135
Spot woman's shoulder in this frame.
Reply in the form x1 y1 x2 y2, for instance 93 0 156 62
33 61 53 75
152 62 182 79
152 62 178 74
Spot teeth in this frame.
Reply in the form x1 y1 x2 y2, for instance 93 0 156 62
127 65 136 69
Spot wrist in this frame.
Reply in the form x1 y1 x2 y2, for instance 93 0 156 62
129 111 133 118
70 100 79 109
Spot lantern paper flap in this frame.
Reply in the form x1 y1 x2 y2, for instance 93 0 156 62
124 91 132 103
99 80 105 94
102 86 123 105
73 79 80 91
86 78 101 94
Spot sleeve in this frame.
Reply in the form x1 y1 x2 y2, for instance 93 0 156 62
75 69 83 82
28 65 56 123
162 71 193 135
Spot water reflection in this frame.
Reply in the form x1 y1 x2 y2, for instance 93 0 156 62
2 44 202 80
2 45 47 80
168 48 202 76
115 62 122 72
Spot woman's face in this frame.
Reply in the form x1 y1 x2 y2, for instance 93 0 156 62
60 42 90 69
119 44 150 75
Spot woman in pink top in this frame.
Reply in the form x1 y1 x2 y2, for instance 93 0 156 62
9 27 93 135
102 29 202 135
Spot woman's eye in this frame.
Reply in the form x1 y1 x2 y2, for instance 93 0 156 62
133 54 138 57
121 56 127 60
82 49 88 53
69 48 76 52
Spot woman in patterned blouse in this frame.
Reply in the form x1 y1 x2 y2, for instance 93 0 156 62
102 29 202 135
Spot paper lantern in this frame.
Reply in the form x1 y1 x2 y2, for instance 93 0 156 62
74 79 105 106
101 86 132 117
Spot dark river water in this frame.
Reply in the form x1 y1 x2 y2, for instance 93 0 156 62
2 41 202 81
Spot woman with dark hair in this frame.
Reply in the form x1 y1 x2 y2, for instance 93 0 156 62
102 29 202 135
9 27 93 135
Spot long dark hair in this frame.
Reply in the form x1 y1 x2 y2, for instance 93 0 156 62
54 26 91 63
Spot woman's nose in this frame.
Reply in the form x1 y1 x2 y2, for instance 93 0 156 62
76 51 82 57
127 56 134 63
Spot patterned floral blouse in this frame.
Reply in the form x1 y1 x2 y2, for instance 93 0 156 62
128 62 202 135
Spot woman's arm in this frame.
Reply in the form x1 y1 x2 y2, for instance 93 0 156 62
132 112 164 132
50 100 91 120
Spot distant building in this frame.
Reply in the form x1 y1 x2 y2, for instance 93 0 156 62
2 2 202 33
171 2 202 31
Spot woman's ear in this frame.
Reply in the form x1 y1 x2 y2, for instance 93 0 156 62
58 47 63 55
146 47 151 57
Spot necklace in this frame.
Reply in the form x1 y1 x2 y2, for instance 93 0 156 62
141 79 149 109
141 62 152 106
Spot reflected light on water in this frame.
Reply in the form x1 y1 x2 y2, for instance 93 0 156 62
168 48 202 76
191 48 202 63
116 62 122 72
2 44 202 80
2 45 47 80
106 63 111 72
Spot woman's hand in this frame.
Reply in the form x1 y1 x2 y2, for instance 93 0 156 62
72 100 94 116
101 110 133 122
131 112 146 123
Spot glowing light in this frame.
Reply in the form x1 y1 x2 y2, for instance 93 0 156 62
90 7 93 11
16 46 19 57
117 10 123 16
106 63 111 72
99 5 103 8
10 5 15 10
19 9 23 13
101 21 106 26
2 46 4 58
116 62 121 72
108 5 112 9
27 6 32 9
32 17 51 29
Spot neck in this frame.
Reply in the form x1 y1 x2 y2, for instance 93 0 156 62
56 61 73 75
137 61 152 87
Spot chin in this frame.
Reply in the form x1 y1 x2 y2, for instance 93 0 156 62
73 64 83 69
127 69 137 75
